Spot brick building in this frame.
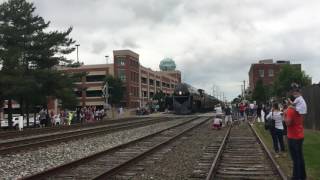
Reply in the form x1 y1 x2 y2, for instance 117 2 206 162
248 59 301 90
58 49 181 109
58 64 114 108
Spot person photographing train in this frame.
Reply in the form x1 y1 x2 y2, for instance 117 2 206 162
285 84 307 180
266 103 285 156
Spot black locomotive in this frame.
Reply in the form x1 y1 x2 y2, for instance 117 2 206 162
172 83 219 114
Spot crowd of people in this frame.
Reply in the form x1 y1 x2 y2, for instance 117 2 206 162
38 106 106 127
211 83 307 180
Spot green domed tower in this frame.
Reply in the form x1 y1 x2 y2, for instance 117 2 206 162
159 58 176 71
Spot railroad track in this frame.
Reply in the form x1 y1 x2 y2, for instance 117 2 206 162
0 116 150 140
0 117 172 154
22 117 209 180
189 138 224 179
205 123 286 180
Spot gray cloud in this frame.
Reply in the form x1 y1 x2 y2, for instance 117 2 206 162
122 38 139 49
91 41 107 54
12 0 320 99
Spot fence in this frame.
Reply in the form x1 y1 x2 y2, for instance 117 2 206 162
302 85 320 130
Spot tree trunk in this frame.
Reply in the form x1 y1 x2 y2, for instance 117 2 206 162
19 98 24 116
33 111 37 127
0 99 3 128
8 99 13 128
26 100 29 127
112 104 115 119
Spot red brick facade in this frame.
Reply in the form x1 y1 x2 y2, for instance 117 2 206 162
249 60 301 90
113 50 181 108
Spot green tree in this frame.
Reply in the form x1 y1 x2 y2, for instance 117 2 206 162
104 75 124 106
104 75 124 119
273 65 311 97
153 90 166 111
0 0 77 127
252 79 271 104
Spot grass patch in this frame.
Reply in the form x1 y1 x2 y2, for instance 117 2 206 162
253 123 320 180
303 130 320 179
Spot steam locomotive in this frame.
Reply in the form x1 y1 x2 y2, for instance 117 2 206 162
172 83 220 114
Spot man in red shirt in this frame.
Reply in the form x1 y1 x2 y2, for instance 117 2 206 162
285 95 306 180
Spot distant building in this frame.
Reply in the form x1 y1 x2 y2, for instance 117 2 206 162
59 64 114 107
113 50 181 108
1 50 182 115
58 49 181 109
248 59 301 90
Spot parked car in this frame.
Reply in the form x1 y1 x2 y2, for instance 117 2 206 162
136 107 150 115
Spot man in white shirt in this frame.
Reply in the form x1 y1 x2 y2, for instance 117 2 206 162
288 84 307 115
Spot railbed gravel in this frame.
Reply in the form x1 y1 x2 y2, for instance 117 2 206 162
0 118 188 180
130 121 228 180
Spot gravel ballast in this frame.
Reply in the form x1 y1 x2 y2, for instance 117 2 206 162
129 121 228 180
0 118 190 179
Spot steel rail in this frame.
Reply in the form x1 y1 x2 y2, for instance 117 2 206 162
205 125 231 180
21 117 202 180
249 123 287 180
205 123 286 180
93 117 210 179
0 116 150 139
0 118 170 154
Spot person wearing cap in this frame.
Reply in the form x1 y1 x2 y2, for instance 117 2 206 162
285 85 307 180
288 83 307 115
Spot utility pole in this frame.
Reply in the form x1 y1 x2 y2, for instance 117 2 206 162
105 55 109 64
243 80 246 101
241 85 244 100
102 82 109 110
75 44 80 63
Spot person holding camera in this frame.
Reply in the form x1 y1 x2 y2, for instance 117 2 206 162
266 103 285 157
285 84 306 180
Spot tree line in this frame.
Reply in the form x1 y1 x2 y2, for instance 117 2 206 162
248 65 311 104
0 0 80 127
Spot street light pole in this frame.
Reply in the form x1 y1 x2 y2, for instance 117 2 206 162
105 55 109 64
76 44 80 63
243 80 246 101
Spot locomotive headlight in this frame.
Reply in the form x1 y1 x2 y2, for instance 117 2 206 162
179 91 182 95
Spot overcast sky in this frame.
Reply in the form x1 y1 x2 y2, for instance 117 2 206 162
4 0 320 100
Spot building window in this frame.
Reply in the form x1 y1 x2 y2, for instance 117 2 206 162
156 81 160 87
86 75 105 82
268 69 274 77
149 79 154 85
258 70 264 77
141 77 147 84
116 58 126 66
118 69 126 81
86 90 103 97
143 91 147 97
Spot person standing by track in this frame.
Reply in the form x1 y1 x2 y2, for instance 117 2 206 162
285 88 307 180
266 103 285 156
224 105 232 126
239 103 245 121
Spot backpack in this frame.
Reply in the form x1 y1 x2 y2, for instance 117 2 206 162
264 112 275 130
